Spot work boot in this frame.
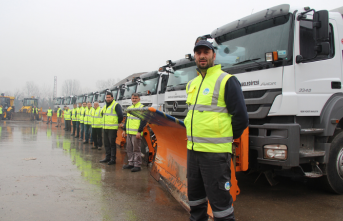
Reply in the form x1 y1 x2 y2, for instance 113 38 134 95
83 141 88 144
55 125 58 127
91 146 97 149
98 147 101 150
131 167 141 172
74 136 79 138
107 160 116 165
122 165 134 169
99 158 110 163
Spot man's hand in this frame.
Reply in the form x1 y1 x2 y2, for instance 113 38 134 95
122 131 126 137
136 132 141 139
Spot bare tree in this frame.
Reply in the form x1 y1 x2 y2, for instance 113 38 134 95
13 88 24 100
61 79 81 96
23 81 40 98
96 78 117 90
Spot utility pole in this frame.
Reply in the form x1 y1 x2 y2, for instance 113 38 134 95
53 76 57 98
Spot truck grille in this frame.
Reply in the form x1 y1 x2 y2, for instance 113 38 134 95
165 89 282 119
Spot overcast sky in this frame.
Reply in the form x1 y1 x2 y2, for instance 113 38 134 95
0 0 341 96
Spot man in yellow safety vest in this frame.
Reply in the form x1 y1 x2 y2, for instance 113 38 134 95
83 102 93 144
184 40 248 221
79 102 87 141
0 105 3 121
64 106 71 131
46 107 53 124
74 103 82 138
99 91 123 165
122 93 146 172
71 104 78 136
56 106 62 128
91 102 102 150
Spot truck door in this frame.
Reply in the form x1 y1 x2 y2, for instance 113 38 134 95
294 16 341 115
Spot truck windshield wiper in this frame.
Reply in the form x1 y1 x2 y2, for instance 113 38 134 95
233 58 261 66
176 83 187 86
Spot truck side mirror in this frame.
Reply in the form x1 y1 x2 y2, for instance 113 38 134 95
313 10 329 42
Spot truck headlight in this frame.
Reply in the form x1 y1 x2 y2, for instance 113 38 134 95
263 144 287 160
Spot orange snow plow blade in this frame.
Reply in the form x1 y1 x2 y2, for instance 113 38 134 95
127 107 249 217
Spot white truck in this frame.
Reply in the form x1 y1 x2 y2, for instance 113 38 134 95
164 57 198 119
165 4 343 194
136 70 169 110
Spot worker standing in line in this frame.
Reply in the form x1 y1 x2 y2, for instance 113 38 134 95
83 102 92 144
0 105 3 121
64 106 72 131
46 107 53 124
71 104 78 136
75 103 82 138
56 106 62 128
91 102 102 150
32 106 38 121
184 40 248 221
79 102 86 141
63 106 67 130
122 93 146 172
99 91 123 165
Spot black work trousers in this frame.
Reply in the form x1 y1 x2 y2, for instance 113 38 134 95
103 129 117 160
187 149 235 221
92 127 103 147
66 120 71 131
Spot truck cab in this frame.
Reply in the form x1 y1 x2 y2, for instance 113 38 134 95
136 70 169 110
121 80 138 110
207 4 343 193
164 57 198 119
98 89 108 108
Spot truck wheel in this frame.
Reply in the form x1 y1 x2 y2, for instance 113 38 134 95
322 131 343 194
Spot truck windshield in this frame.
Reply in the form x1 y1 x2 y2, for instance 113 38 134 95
214 14 291 69
23 99 38 107
65 97 71 105
168 65 197 87
123 84 137 99
136 76 159 95
77 96 84 103
54 98 61 105
0 98 9 106
111 90 118 100
87 96 93 103
99 93 105 102
93 94 98 102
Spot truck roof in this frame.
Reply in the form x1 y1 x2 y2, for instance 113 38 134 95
211 4 290 40
330 6 343 15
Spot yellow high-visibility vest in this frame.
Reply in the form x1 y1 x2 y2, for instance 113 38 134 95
47 109 52 117
101 100 119 130
92 107 103 128
184 64 233 153
126 102 144 135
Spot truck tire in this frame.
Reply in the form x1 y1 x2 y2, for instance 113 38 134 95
322 130 343 194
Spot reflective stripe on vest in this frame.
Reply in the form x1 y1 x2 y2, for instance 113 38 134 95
126 102 144 135
80 107 85 123
84 108 93 125
101 101 119 129
92 107 102 128
184 64 233 153
57 108 62 117
64 110 71 120
47 109 52 117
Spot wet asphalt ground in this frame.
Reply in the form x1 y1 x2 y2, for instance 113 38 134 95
1 121 343 221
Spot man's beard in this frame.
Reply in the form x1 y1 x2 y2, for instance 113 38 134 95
195 56 214 71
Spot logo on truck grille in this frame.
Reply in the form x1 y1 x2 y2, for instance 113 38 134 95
172 101 178 111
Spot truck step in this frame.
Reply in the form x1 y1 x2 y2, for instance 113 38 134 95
304 172 323 178
300 128 324 134
299 150 325 158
